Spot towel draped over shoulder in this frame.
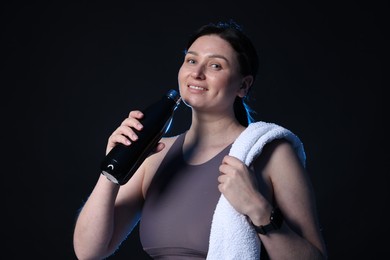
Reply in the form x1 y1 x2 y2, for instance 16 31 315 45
206 121 306 260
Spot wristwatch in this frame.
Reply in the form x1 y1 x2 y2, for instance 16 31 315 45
252 207 284 235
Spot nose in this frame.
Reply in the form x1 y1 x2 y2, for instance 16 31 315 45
191 65 206 80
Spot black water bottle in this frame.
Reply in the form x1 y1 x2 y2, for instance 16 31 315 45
101 89 182 185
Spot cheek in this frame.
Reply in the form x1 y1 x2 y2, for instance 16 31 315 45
212 76 236 92
177 67 188 99
225 75 243 92
177 66 186 84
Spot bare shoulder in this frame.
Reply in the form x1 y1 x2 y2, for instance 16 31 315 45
251 139 303 198
255 139 303 174
263 138 297 156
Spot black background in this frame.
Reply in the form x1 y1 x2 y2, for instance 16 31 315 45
2 1 386 259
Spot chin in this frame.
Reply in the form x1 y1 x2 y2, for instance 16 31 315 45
181 97 194 108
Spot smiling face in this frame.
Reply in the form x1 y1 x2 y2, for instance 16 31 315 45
178 35 249 116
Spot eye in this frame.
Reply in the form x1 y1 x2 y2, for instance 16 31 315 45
185 58 196 64
210 63 222 69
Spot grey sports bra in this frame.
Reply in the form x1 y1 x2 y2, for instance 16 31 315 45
139 133 231 259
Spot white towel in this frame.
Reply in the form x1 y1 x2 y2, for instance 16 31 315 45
206 121 306 260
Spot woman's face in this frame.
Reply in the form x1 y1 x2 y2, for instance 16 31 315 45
178 35 246 114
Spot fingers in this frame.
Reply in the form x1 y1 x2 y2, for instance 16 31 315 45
221 155 243 167
123 110 144 131
121 110 144 137
154 142 166 153
146 142 166 157
218 157 237 191
128 110 143 117
218 155 250 192
106 110 144 154
219 155 246 175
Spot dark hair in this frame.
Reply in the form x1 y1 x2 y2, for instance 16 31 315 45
185 20 259 126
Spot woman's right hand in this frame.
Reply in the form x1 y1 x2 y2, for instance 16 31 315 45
105 110 166 156
105 110 145 155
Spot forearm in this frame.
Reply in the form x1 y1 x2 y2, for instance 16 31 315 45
73 175 120 259
259 224 327 260
246 194 326 259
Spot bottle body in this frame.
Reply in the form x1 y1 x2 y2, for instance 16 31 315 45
101 89 181 185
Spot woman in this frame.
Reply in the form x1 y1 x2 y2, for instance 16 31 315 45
73 21 327 259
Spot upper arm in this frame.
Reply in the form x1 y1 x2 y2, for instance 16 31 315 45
107 164 146 251
256 139 326 254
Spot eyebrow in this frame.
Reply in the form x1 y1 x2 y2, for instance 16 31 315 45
186 50 229 63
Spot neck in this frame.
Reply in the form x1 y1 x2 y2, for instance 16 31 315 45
185 111 246 148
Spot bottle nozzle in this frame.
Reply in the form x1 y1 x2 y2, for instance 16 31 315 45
167 89 181 103
167 89 182 109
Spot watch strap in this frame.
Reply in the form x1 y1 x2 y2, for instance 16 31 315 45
252 207 283 235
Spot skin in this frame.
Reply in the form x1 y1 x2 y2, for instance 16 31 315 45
73 35 327 259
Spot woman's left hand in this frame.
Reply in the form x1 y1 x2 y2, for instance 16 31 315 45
218 155 268 216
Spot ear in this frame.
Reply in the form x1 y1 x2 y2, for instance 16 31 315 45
237 75 253 98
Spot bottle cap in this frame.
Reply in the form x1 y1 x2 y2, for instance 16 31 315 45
167 89 181 103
